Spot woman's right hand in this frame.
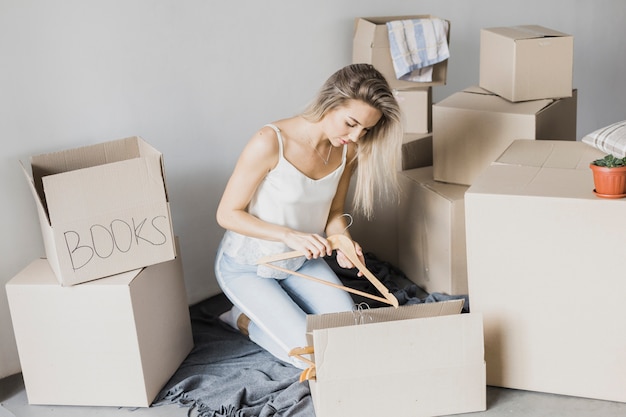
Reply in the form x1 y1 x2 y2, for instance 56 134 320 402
283 231 332 260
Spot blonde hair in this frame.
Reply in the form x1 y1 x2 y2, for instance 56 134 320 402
301 64 403 219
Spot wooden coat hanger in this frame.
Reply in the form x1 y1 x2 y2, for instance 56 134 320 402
288 346 316 382
256 234 399 308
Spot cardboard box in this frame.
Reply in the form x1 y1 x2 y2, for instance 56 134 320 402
432 86 577 186
479 25 573 102
306 301 486 417
395 87 432 134
21 136 176 286
5 238 193 407
353 15 450 89
465 140 626 402
401 132 432 171
398 167 469 295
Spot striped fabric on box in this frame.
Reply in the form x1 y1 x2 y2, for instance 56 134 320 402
582 120 626 158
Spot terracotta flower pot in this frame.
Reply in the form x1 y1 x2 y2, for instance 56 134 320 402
589 163 626 198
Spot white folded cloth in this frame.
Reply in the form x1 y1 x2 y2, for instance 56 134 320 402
386 18 450 82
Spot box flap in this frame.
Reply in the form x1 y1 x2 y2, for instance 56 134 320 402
31 137 142 196
31 136 142 171
20 160 51 225
312 313 483 379
485 25 570 41
401 167 468 201
28 137 161 217
355 15 447 48
438 86 553 114
468 140 608 198
358 15 438 26
42 156 167 225
353 17 377 48
307 299 463 333
461 85 492 95
402 132 431 145
494 139 605 170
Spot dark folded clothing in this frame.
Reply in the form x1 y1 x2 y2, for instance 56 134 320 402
326 252 470 313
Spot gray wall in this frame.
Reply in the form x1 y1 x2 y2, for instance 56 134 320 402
1 0 624 378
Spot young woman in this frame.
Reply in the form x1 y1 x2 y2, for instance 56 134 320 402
214 63 403 368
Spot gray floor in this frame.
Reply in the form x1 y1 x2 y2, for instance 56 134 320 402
2 371 626 417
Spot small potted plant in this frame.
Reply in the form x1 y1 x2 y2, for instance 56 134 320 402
589 154 626 198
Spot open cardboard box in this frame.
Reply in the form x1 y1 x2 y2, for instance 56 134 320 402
305 300 486 417
21 136 176 286
353 15 450 89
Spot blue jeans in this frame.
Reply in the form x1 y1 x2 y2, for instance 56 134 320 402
215 244 355 369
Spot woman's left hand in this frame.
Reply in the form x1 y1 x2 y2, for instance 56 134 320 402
335 240 365 277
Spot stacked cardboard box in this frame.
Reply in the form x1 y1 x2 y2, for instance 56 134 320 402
465 139 626 402
353 15 464 295
7 136 193 407
353 15 449 171
433 86 577 186
462 26 626 403
326 15 487 417
397 24 576 298
397 166 469 295
434 25 576 187
479 25 573 102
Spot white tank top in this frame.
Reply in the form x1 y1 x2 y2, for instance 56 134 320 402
220 124 347 277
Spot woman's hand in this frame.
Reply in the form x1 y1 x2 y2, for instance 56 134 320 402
335 240 365 277
283 232 333 260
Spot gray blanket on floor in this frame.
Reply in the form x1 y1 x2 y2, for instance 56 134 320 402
152 295 313 417
153 254 469 417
